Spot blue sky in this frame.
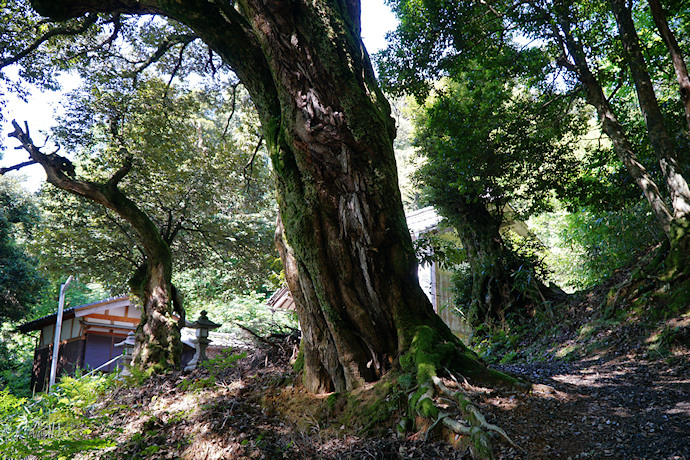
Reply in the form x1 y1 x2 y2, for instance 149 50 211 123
0 1 399 190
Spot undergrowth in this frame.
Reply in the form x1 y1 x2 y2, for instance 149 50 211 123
467 253 690 367
0 371 118 459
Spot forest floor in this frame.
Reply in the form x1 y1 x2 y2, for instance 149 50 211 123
78 277 689 459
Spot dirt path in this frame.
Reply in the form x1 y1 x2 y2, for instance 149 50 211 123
82 331 689 460
483 354 690 459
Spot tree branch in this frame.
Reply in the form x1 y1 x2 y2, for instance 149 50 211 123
126 33 198 78
104 212 141 254
179 223 231 264
164 39 191 98
0 160 39 175
167 218 185 244
102 13 122 49
30 0 281 125
0 14 98 69
243 134 264 191
222 82 241 139
105 150 133 188
9 119 170 261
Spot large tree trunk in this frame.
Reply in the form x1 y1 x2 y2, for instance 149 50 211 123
258 2 456 392
453 202 514 326
8 123 182 370
449 200 560 327
30 0 486 393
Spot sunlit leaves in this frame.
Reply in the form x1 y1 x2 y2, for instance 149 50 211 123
34 77 276 294
413 76 587 221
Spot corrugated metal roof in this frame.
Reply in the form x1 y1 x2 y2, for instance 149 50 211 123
405 206 443 237
267 285 296 311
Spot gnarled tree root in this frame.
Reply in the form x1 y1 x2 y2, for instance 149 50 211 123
432 375 521 451
402 325 525 458
412 375 523 458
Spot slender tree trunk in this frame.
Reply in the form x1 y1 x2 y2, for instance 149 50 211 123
8 122 182 370
553 10 673 236
648 0 690 132
31 0 491 394
609 0 690 220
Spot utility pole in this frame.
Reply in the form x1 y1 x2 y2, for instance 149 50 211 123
48 275 73 392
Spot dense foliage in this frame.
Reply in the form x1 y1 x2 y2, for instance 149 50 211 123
31 77 276 294
379 0 690 328
0 373 117 458
413 75 586 219
0 178 45 322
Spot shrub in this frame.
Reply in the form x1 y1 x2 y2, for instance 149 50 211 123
0 372 117 459
529 205 662 290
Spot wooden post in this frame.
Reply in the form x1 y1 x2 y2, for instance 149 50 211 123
48 275 73 392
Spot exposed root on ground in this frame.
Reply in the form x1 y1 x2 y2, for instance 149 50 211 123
402 325 525 458
430 375 522 452
409 371 522 458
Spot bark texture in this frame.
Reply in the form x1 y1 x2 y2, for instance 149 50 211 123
29 0 477 392
8 122 181 371
648 0 690 132
450 201 561 327
453 202 514 326
553 7 673 236
609 0 690 220
257 2 455 391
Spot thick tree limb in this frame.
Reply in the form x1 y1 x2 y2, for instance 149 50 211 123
9 120 166 261
105 152 133 187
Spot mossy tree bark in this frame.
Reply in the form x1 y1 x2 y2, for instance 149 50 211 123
28 0 495 393
608 0 690 276
256 1 462 392
449 200 553 327
8 123 182 371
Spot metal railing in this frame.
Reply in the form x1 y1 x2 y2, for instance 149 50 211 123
82 355 123 377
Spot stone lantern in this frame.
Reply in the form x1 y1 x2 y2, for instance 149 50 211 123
184 310 221 371
114 331 136 376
